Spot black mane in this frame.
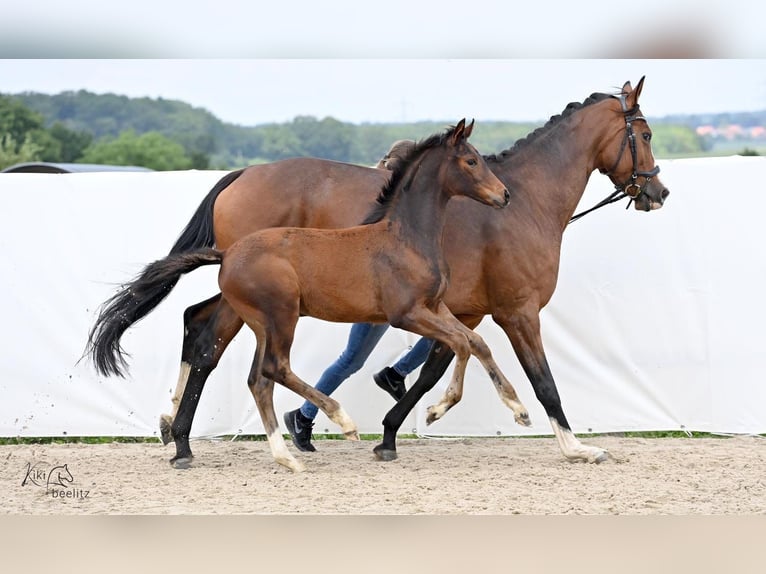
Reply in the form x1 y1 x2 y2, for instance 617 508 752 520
361 124 460 225
483 92 615 164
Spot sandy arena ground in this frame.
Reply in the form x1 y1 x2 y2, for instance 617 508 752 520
3 435 764 515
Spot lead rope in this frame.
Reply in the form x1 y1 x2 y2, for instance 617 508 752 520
568 189 628 223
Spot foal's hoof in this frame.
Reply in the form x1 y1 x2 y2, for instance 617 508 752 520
345 430 360 441
515 411 532 427
373 444 398 462
592 450 610 464
170 456 193 470
159 415 173 445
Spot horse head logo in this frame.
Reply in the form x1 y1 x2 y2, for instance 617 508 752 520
46 464 74 490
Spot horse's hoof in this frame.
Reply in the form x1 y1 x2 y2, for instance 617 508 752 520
159 415 173 445
373 445 398 462
345 430 360 441
170 456 193 470
425 413 436 425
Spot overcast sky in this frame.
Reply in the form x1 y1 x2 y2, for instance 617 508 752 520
1 59 764 126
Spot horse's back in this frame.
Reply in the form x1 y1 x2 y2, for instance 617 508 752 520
213 157 388 249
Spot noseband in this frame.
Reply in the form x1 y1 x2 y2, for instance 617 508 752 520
569 94 661 223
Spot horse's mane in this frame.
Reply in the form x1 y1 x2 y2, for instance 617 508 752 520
361 124 460 225
483 92 616 164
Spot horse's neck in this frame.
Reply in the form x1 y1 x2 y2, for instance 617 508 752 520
497 109 610 232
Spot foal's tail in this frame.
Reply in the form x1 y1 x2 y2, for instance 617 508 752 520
86 249 224 378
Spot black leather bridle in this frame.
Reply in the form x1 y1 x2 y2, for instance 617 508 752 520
569 94 661 223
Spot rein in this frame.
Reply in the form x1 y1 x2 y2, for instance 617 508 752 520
569 94 660 224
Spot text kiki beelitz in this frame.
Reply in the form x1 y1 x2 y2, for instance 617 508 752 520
22 462 91 500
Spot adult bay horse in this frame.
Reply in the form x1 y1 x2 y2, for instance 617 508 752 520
89 78 669 466
89 120 524 471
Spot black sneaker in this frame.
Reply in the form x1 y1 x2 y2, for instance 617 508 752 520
373 367 407 401
283 409 316 452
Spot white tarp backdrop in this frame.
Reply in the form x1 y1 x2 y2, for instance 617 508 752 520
1 157 765 439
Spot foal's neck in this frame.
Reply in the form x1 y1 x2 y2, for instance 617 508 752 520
386 160 453 251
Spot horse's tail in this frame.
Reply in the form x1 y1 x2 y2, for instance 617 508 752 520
87 249 224 378
169 169 245 254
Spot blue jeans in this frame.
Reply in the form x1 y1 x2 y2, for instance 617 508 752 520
299 322 433 420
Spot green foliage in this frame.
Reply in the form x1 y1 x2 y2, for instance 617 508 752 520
79 130 194 170
0 133 43 168
651 124 705 156
4 90 765 171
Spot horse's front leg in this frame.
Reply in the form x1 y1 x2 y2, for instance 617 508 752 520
374 340 455 461
494 307 609 464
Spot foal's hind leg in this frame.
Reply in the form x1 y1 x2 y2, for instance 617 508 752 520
234 299 360 446
245 340 305 472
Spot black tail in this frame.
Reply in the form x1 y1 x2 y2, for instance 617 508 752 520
86 249 223 378
170 168 245 254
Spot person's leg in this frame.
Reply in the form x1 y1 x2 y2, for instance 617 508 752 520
374 337 434 401
392 337 434 376
299 323 389 420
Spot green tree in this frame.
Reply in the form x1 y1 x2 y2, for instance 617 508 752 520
0 95 44 147
79 130 194 170
46 122 93 162
0 134 43 169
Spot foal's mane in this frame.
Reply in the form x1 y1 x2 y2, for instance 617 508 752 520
483 92 616 164
361 124 460 225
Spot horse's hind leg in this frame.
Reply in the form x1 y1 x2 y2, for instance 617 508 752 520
166 296 244 468
494 306 608 464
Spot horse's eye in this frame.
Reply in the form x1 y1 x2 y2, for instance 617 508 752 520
642 132 652 142
467 158 478 166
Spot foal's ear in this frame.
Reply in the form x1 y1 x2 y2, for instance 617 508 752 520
625 76 645 109
451 118 467 145
464 119 475 139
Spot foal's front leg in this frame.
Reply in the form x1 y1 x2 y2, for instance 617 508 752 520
460 327 531 427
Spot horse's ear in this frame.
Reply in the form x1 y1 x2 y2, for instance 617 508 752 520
625 76 645 109
451 118 467 145
464 119 475 139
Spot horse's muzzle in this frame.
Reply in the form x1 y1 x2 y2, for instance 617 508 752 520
635 186 669 211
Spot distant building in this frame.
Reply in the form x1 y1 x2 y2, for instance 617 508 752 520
1 162 153 174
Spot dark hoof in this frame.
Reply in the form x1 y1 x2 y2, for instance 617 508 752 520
373 444 398 462
170 456 193 470
159 416 173 445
